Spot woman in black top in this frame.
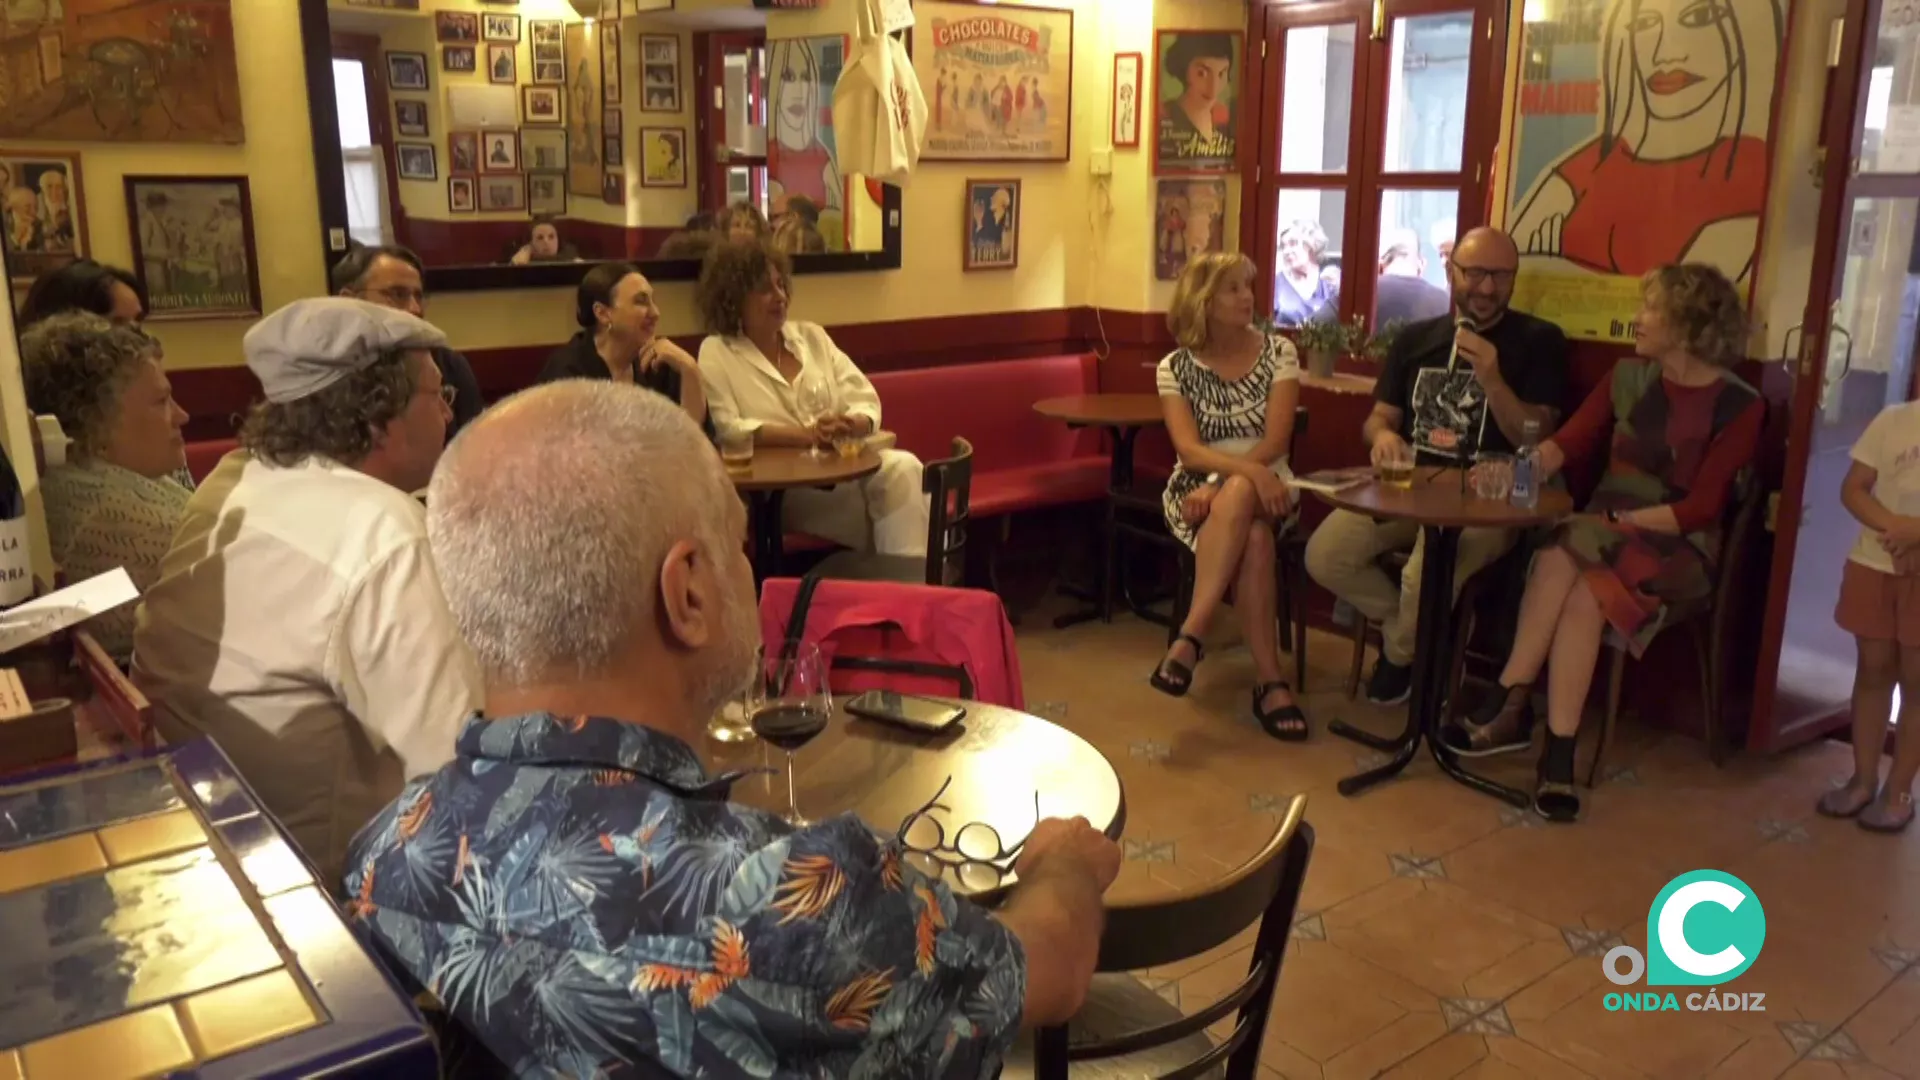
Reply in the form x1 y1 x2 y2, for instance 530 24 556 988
536 262 708 430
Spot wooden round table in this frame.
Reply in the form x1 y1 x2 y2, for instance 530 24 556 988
1313 467 1573 807
1033 395 1167 626
710 697 1126 899
731 447 882 578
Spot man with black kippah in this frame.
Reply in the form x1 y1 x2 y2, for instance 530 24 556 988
133 297 480 885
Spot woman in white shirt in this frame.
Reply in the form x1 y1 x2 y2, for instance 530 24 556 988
1151 253 1305 741
696 240 928 555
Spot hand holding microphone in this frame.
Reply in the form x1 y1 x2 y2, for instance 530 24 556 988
1449 316 1500 382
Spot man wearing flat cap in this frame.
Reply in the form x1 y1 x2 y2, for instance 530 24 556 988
134 298 480 885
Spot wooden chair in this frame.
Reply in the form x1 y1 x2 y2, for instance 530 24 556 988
1585 467 1762 784
1114 409 1311 692
809 437 974 587
1003 794 1314 1080
73 629 155 748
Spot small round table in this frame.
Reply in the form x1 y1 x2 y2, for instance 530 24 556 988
1312 467 1573 807
711 698 1126 899
1033 394 1167 626
731 447 883 579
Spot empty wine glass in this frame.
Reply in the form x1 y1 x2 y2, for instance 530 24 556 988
748 643 833 826
794 370 834 459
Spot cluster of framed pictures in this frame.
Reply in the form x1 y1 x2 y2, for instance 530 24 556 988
438 127 566 216
639 35 680 113
1 150 262 318
530 20 564 85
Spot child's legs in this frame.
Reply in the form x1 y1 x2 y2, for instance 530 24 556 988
1888 644 1920 796
1850 638 1900 791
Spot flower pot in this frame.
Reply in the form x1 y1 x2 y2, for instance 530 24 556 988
1305 348 1339 379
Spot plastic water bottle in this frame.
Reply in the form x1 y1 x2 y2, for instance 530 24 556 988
1511 419 1541 510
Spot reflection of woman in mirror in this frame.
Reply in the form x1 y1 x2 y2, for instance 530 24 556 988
1159 34 1235 162
769 40 842 223
1272 219 1334 327
510 218 583 265
1508 0 1780 282
725 201 770 244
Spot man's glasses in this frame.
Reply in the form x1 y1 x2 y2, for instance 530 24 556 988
897 775 1039 892
428 385 457 407
366 285 428 307
1451 263 1516 288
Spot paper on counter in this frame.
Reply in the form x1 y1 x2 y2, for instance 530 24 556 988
0 567 138 655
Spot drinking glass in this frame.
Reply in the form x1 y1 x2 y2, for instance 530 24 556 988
719 428 754 478
706 698 755 744
748 643 832 826
1472 454 1514 502
794 371 835 459
1377 458 1415 490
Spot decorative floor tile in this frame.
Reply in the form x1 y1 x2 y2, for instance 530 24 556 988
1756 819 1812 844
1388 853 1446 879
1499 807 1546 829
1353 750 1394 770
1133 973 1181 1010
1129 740 1171 764
1032 700 1069 720
1439 997 1515 1036
1290 912 1326 941
1561 927 1626 957
1779 1020 1833 1055
1600 765 1641 786
1123 838 1176 863
1805 1029 1865 1061
1247 792 1287 813
1870 944 1919 975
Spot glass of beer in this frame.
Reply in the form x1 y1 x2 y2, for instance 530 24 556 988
1378 457 1415 490
832 432 865 459
720 428 754 478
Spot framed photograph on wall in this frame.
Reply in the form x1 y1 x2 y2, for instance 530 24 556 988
913 1 1072 161
448 176 476 213
435 11 478 43
640 128 686 188
396 143 437 180
533 60 563 84
530 19 563 54
601 29 623 105
442 46 476 74
123 175 262 320
482 13 520 42
394 99 428 138
963 178 1019 270
520 127 566 172
1153 30 1241 174
449 130 480 174
386 51 429 91
479 174 526 212
522 85 562 125
603 133 622 168
1111 52 1142 149
487 42 516 85
0 148 87 284
602 170 624 205
605 107 622 131
1154 177 1226 281
481 130 519 173
639 35 680 113
528 172 566 216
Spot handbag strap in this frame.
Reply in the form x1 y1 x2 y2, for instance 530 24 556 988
856 0 882 40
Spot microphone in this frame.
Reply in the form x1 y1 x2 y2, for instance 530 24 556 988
1445 314 1478 375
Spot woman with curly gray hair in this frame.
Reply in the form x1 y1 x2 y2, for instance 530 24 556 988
1442 263 1764 823
21 312 188 659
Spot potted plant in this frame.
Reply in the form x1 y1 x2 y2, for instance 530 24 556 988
1292 315 1364 378
1361 318 1410 365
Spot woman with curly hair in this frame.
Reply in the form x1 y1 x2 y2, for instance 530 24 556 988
695 240 928 555
1444 263 1764 822
20 312 187 659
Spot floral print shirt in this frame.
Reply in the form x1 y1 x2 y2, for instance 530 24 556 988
343 712 1026 1079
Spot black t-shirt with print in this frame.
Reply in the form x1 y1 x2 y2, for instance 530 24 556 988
1374 310 1571 463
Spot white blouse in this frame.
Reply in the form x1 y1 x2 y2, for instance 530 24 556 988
697 321 883 441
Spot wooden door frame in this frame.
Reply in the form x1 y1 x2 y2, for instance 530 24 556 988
695 30 768 216
329 31 407 251
1748 0 1878 751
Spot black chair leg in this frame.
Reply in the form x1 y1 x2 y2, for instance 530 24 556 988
1034 1023 1070 1080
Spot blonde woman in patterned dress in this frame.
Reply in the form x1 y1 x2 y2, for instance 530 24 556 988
21 313 190 662
1149 253 1307 740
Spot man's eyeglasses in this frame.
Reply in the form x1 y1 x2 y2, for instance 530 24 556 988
430 385 457 407
897 775 1039 892
1450 263 1516 288
366 285 428 307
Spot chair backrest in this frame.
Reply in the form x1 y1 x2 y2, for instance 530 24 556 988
923 437 973 586
1036 795 1314 1080
73 630 154 747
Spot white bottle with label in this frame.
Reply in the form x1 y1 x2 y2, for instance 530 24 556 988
1511 419 1541 511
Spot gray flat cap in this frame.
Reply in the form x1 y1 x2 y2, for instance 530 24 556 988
244 297 447 404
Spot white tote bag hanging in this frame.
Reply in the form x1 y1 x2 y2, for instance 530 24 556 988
832 0 927 186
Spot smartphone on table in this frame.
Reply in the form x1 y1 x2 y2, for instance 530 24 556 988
845 690 966 734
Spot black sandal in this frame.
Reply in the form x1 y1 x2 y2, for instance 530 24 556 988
1150 633 1204 697
1533 733 1582 823
1254 681 1309 742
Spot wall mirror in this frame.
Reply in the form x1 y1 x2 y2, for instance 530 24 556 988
301 0 901 291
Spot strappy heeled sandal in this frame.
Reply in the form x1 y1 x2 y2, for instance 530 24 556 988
1253 681 1308 742
1150 633 1205 697
1533 733 1581 823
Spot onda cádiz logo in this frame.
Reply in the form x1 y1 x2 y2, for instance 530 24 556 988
1601 870 1767 1014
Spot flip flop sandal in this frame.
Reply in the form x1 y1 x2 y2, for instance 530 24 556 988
1816 783 1876 819
1859 791 1915 834
1253 681 1308 742
1149 633 1205 698
1534 779 1582 823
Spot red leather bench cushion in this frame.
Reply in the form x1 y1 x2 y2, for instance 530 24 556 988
185 438 238 484
870 354 1108 514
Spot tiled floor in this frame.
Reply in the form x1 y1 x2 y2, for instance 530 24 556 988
1013 602 1920 1079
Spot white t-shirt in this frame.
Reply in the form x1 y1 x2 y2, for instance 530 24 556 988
1848 400 1920 572
697 321 883 441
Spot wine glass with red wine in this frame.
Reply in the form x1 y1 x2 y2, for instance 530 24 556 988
749 643 832 826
